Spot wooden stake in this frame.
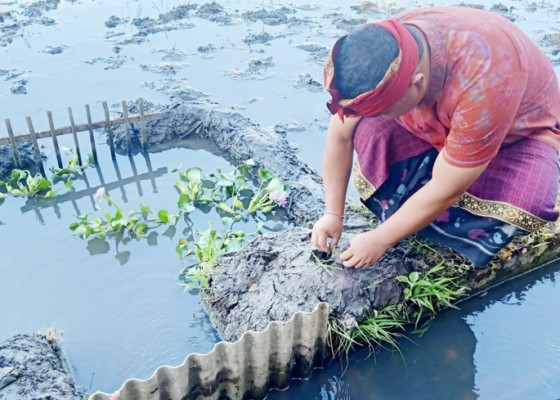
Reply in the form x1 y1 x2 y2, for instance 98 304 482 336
47 111 63 168
121 100 131 154
85 105 98 162
139 97 147 151
26 116 44 172
103 101 115 159
4 118 21 168
67 107 82 165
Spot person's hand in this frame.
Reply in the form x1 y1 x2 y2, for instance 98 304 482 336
340 230 389 268
311 213 344 253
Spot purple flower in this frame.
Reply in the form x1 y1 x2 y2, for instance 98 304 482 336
269 190 288 208
94 187 105 203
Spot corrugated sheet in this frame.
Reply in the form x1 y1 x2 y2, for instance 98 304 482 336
89 302 329 400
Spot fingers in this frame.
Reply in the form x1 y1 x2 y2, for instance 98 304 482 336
311 226 329 253
331 232 341 249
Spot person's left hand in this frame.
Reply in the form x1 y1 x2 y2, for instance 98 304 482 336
340 230 389 268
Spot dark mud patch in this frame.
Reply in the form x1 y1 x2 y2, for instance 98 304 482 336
293 73 323 92
140 61 189 75
244 31 276 46
242 7 296 26
43 45 67 55
489 3 516 21
0 333 79 400
296 42 329 64
325 14 368 31
111 10 196 47
226 57 275 79
0 142 38 178
195 1 232 25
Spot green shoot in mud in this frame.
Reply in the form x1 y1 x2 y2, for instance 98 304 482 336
328 304 407 359
327 260 470 358
396 261 469 327
176 226 248 290
311 251 343 278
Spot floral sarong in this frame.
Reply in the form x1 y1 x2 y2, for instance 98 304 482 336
352 117 559 266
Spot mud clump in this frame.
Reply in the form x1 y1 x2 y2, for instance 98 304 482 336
195 2 232 24
105 15 127 28
0 333 79 400
202 220 413 342
294 73 323 92
244 31 275 46
243 8 293 26
0 143 38 178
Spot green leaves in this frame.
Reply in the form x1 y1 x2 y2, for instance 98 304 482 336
2 169 64 198
69 190 178 240
67 159 288 292
395 261 469 327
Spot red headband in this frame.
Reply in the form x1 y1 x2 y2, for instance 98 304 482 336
324 19 419 120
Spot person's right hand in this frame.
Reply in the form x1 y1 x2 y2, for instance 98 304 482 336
311 213 344 253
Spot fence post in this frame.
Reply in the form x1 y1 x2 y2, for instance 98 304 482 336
139 97 147 151
121 100 131 154
102 101 116 159
67 107 82 165
47 111 63 168
85 104 98 163
26 116 45 173
4 118 21 169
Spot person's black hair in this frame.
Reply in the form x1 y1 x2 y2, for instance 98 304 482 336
333 24 424 99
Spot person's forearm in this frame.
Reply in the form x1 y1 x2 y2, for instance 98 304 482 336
322 139 353 215
321 118 358 215
375 180 460 248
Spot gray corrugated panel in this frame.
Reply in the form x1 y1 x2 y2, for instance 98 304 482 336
89 302 329 400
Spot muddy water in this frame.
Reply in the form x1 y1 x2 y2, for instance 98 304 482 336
1 0 560 397
0 133 230 392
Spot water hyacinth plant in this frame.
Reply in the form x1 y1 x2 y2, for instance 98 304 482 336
68 160 290 290
0 169 73 198
69 187 178 239
50 149 91 181
174 160 290 289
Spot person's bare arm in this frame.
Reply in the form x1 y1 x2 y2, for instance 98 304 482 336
311 115 362 253
340 152 489 267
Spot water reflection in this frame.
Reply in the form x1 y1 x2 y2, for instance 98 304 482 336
267 260 560 400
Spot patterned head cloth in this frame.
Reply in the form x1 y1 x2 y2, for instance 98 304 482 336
324 19 419 120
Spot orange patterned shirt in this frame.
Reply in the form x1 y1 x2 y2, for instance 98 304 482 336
394 7 560 167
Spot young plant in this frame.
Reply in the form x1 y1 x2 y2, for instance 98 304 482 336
176 224 246 290
69 188 177 240
396 261 469 327
328 304 407 358
0 169 68 198
50 149 90 181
